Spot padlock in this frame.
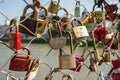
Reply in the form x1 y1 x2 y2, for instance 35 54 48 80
62 74 73 80
48 0 60 14
19 5 39 36
70 55 84 72
90 58 96 71
111 38 119 50
19 5 48 36
112 52 120 69
111 69 120 80
9 47 31 71
71 19 89 39
103 50 112 62
74 1 80 17
9 19 22 50
35 5 48 34
94 26 108 41
59 31 76 69
104 0 118 14
92 4 105 23
48 20 66 50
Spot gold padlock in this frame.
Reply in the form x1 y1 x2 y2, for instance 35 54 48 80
103 50 112 62
35 6 48 34
48 0 60 14
92 4 105 23
71 19 89 39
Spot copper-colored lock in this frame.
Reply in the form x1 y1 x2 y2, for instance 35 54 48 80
48 0 60 14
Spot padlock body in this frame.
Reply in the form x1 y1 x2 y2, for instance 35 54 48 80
9 56 31 71
112 58 120 69
74 7 80 17
59 54 76 69
72 26 89 39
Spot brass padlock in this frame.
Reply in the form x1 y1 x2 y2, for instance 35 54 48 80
71 19 89 39
92 4 105 23
103 50 112 62
48 0 60 14
34 6 48 34
59 31 76 69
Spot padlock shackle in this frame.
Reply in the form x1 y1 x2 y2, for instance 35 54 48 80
75 1 80 7
22 4 36 17
56 8 69 18
71 18 82 28
62 74 73 80
93 3 103 11
34 5 48 20
65 31 73 54
47 20 63 39
9 19 19 33
22 47 31 59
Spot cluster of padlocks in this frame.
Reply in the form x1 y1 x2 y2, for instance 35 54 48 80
0 0 120 80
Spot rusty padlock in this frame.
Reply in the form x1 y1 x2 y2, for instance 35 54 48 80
48 20 66 50
9 19 22 51
59 31 76 69
92 4 105 23
48 0 60 14
9 47 31 71
71 19 89 39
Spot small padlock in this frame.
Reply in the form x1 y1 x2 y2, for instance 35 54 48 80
48 20 66 50
71 19 89 39
112 52 120 69
90 58 96 71
59 31 76 69
92 4 105 23
48 0 60 14
9 47 31 71
34 5 48 34
9 19 22 50
70 55 84 72
103 50 112 62
74 1 80 17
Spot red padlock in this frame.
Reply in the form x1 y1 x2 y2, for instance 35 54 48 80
9 47 31 71
112 52 120 69
70 56 84 72
111 70 120 80
9 19 22 50
94 27 108 41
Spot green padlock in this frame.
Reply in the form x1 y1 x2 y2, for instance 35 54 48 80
74 1 80 17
